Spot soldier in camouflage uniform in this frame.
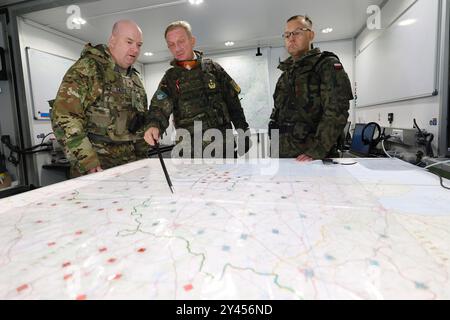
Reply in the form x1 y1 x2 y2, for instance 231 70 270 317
270 15 353 161
144 21 249 157
51 20 148 177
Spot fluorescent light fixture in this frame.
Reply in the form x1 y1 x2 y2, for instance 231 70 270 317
398 19 416 26
224 41 234 47
321 27 333 34
144 52 154 57
72 17 86 25
189 0 204 5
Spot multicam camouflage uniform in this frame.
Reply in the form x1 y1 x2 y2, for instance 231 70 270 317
51 44 148 177
270 48 353 159
147 51 249 156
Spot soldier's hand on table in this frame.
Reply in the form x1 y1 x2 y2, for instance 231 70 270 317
296 154 313 162
144 127 160 146
88 166 103 174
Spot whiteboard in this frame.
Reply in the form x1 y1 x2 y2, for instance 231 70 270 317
26 47 76 120
355 0 440 108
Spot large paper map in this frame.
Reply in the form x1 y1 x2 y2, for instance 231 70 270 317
213 54 272 130
0 158 449 299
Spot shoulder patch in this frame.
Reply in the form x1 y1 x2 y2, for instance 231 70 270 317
334 63 343 71
230 80 241 94
155 89 168 101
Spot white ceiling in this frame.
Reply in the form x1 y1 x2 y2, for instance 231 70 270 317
21 0 385 63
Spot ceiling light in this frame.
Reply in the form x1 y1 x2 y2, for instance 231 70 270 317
225 41 234 47
189 0 204 5
398 19 416 26
321 27 333 34
144 52 154 57
72 17 86 25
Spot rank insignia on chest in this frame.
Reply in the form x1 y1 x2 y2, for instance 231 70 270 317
124 78 134 88
208 79 216 90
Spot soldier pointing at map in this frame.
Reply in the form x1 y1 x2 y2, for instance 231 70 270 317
144 21 250 158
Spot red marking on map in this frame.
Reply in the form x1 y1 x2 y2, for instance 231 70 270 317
16 284 29 293
112 274 122 280
64 274 73 280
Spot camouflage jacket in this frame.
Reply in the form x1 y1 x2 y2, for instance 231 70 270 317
51 44 148 173
271 48 353 159
148 51 248 135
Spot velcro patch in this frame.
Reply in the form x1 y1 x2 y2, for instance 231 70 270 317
334 63 343 71
230 80 241 94
155 89 168 101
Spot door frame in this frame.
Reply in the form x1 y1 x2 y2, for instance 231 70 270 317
439 0 450 156
2 0 94 186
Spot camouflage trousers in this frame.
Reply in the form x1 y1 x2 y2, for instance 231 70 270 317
70 139 149 178
278 134 337 158
278 134 307 158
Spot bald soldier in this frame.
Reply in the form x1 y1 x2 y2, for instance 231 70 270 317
51 20 148 177
270 15 353 161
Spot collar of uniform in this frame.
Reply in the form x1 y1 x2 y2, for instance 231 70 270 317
81 43 114 66
177 60 199 70
114 64 133 76
278 48 322 71
170 50 204 68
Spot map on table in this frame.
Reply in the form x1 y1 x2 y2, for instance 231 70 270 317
0 158 449 299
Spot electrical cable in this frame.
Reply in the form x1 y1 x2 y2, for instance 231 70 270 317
425 169 450 190
1 135 53 166
40 132 54 145
381 140 393 159
376 129 448 190
424 160 450 170
417 159 450 191
438 175 450 190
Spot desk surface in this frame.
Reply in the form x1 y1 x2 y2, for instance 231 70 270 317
0 158 449 300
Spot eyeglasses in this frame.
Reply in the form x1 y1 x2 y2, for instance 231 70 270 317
282 28 311 39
